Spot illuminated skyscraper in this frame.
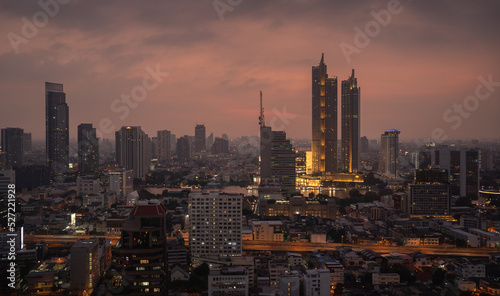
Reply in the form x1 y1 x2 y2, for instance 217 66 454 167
341 70 360 173
45 82 69 174
379 130 400 176
311 54 338 174
78 123 99 174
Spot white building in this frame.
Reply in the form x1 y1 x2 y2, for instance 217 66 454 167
251 221 284 241
303 269 330 296
455 260 485 279
372 273 400 285
76 177 100 196
189 192 242 266
208 267 248 296
109 169 133 198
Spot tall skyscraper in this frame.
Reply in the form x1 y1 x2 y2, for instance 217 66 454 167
311 54 338 174
194 124 206 153
78 123 99 174
341 69 360 173
157 130 171 163
45 82 69 174
270 131 296 195
207 132 214 152
176 135 191 162
379 130 400 177
105 201 168 295
115 126 151 179
189 192 242 266
1 128 24 169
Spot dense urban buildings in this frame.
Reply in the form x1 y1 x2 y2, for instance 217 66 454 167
341 70 360 173
45 82 69 174
115 126 151 179
77 123 99 174
1 127 24 169
311 54 338 175
379 129 400 177
408 168 451 218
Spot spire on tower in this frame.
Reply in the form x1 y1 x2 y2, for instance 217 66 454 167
259 90 265 127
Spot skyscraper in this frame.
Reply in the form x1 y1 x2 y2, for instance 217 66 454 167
1 127 24 169
176 135 191 162
189 192 242 266
78 124 99 174
23 132 32 154
270 131 296 195
207 132 214 152
105 201 168 295
115 126 151 179
379 130 400 177
157 130 171 163
409 168 451 218
311 54 338 174
45 82 69 174
341 69 360 173
194 124 206 153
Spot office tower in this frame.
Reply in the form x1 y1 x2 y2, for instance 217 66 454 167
0 152 5 170
341 70 360 173
170 134 176 155
151 137 158 160
270 131 296 195
45 82 69 174
194 124 206 153
115 126 151 179
212 137 229 155
408 168 451 218
207 132 214 152
23 132 32 154
78 124 99 174
360 136 369 153
109 169 133 198
311 53 337 174
176 135 191 162
106 201 168 295
379 130 400 176
189 192 242 266
157 130 171 163
1 127 24 169
70 239 100 293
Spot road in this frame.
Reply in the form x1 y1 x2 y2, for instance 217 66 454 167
24 235 497 257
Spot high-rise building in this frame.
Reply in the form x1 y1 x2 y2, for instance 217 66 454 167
360 136 369 153
105 201 168 295
311 54 337 174
189 192 242 266
109 169 133 198
1 127 24 169
78 123 99 174
194 124 206 153
23 132 32 154
157 130 171 163
70 239 100 293
341 70 360 173
176 135 191 162
208 268 249 296
270 131 296 195
151 137 158 160
115 126 151 179
408 168 451 218
45 82 69 174
379 130 400 177
207 132 214 152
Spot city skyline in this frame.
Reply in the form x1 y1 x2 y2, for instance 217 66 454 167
0 1 499 141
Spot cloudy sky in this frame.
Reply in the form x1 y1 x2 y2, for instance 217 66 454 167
0 0 499 141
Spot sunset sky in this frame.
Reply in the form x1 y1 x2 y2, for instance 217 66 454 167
0 0 499 141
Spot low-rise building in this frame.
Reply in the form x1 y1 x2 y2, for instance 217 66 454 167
372 273 400 285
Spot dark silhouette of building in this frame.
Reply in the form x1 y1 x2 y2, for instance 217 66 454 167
15 165 50 190
379 130 400 176
78 123 99 174
176 135 191 162
341 70 360 173
115 126 151 179
105 201 168 295
1 127 24 169
360 136 369 153
409 168 451 218
212 137 229 155
23 132 32 154
45 82 69 174
157 130 171 164
194 124 206 153
311 53 338 174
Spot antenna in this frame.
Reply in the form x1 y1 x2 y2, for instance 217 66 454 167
259 91 265 127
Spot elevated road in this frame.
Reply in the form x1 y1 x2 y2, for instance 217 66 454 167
24 235 497 257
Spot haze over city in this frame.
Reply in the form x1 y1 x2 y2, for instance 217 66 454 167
1 0 499 141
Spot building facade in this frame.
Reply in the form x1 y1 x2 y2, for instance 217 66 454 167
341 70 360 173
1 127 24 169
45 82 69 174
78 123 99 174
115 126 151 179
379 130 400 176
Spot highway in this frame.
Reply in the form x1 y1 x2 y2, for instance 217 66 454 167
24 235 497 257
